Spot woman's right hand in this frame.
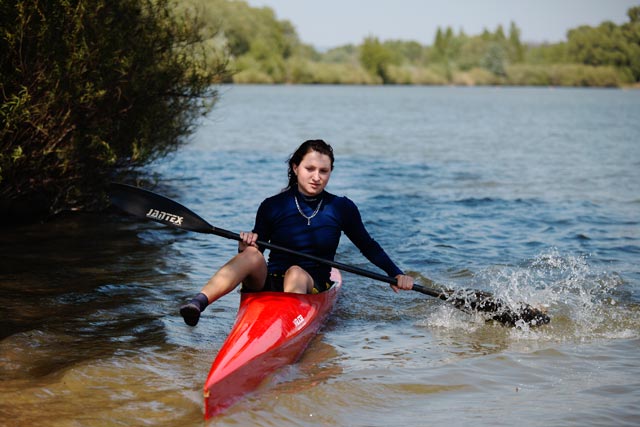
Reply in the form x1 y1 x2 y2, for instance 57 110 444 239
238 232 259 252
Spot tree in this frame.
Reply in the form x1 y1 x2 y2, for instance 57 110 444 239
359 36 395 83
494 24 506 42
482 43 508 77
0 0 229 221
433 26 455 62
623 6 640 80
383 40 425 65
189 0 308 83
567 18 639 80
508 21 525 63
628 6 640 23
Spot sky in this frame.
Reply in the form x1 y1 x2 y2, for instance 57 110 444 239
245 0 638 49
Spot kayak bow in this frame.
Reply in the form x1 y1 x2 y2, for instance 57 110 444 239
204 269 342 418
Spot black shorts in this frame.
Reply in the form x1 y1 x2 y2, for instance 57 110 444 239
263 271 332 294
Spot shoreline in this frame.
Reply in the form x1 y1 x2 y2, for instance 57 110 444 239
225 81 640 89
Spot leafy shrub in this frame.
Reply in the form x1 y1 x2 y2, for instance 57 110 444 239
0 0 228 221
387 65 448 85
506 65 553 86
548 64 625 87
452 68 498 86
312 63 377 85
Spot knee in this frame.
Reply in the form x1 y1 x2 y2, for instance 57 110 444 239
283 266 312 294
284 265 305 279
239 246 264 266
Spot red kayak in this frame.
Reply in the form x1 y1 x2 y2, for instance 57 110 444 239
203 268 343 418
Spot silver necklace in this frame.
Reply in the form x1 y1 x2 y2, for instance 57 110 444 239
294 196 323 225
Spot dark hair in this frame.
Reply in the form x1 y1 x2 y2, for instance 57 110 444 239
286 139 335 190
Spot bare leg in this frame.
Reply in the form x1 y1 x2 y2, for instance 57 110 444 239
180 247 266 326
200 246 267 302
283 265 314 294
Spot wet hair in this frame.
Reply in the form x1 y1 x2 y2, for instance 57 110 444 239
286 139 335 190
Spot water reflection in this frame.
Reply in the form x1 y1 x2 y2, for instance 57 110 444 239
0 212 191 419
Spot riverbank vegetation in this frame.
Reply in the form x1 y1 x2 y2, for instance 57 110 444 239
187 0 640 87
1 0 229 221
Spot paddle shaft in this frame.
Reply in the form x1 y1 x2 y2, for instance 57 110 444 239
206 226 443 299
109 183 551 327
110 183 443 299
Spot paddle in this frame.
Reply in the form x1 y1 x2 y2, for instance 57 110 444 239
109 183 550 327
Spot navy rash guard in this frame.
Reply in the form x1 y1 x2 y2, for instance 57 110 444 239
253 187 403 284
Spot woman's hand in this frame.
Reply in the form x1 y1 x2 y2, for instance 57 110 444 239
391 274 414 293
238 232 259 252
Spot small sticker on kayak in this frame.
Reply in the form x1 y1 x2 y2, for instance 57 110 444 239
293 314 305 327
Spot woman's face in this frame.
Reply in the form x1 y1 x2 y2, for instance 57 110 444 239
293 150 332 197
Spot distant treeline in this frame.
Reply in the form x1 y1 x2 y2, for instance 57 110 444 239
187 0 640 87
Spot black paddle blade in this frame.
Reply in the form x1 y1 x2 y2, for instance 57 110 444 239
109 183 214 234
444 288 551 327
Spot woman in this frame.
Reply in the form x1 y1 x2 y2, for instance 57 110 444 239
180 139 414 326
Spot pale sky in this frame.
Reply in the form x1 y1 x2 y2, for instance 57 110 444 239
245 0 638 48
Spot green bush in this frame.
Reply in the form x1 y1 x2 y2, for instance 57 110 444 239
549 64 624 87
0 0 228 221
386 65 448 85
310 63 378 85
285 58 317 84
359 36 397 83
233 69 275 84
505 64 628 87
452 67 498 86
506 65 553 86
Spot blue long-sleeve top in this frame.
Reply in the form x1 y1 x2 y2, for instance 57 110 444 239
253 186 403 283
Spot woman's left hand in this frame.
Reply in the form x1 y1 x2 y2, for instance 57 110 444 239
238 231 259 252
391 274 414 293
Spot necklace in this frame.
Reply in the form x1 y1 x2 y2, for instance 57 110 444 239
294 196 323 225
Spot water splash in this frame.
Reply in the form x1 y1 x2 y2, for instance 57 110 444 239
479 249 636 340
422 249 638 341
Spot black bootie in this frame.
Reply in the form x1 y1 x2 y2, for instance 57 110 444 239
180 293 209 326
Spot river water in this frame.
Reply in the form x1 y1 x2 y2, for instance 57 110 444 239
1 85 639 426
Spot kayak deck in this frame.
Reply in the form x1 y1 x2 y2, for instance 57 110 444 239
203 268 342 418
